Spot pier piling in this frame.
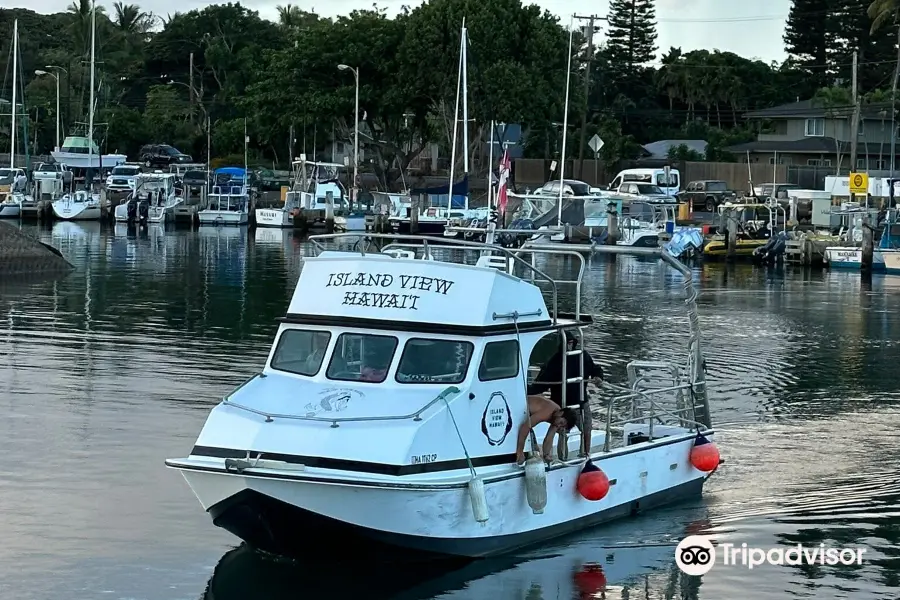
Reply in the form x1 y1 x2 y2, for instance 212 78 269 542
861 217 875 273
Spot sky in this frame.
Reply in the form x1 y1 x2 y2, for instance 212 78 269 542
5 0 792 64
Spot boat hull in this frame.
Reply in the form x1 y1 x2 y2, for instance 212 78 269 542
199 210 249 226
703 238 767 257
255 208 292 228
170 433 709 559
391 218 447 235
51 202 101 221
0 202 21 218
50 150 127 170
824 247 889 271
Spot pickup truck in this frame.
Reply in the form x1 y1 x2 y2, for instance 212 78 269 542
33 162 73 186
680 180 735 212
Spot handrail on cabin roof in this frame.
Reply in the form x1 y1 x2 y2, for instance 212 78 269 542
306 232 590 324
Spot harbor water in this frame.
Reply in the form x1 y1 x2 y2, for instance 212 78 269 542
1 221 899 599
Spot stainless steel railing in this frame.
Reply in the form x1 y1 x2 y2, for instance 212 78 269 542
221 383 462 428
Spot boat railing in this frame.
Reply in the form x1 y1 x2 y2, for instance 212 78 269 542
221 380 463 427
307 232 588 323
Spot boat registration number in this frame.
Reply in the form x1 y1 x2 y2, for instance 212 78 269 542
259 211 279 219
410 453 438 464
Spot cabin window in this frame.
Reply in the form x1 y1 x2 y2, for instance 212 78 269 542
395 338 474 384
478 340 520 381
655 172 678 188
270 329 332 376
326 333 398 383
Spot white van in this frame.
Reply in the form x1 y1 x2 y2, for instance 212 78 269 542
609 167 681 196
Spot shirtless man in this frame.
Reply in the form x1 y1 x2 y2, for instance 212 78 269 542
515 395 577 465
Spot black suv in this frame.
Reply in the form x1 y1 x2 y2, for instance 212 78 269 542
138 144 193 168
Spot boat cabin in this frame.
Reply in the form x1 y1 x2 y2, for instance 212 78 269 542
133 173 178 205
285 160 347 212
204 244 606 472
207 167 249 212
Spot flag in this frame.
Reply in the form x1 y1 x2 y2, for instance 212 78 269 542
497 148 511 217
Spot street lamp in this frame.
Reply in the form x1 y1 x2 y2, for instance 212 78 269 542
35 68 60 150
338 64 359 205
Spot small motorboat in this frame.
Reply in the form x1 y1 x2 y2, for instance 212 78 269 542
166 233 719 560
114 173 183 225
0 192 25 218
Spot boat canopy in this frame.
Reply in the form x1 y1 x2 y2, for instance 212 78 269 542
59 136 100 154
215 167 247 179
410 175 469 209
287 251 549 329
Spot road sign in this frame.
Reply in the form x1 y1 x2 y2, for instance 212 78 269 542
589 134 604 154
849 172 868 194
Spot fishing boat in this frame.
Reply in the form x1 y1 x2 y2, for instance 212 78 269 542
51 189 102 220
824 209 900 272
702 201 784 258
50 136 126 171
255 160 347 228
114 173 183 224
199 167 250 226
165 231 718 560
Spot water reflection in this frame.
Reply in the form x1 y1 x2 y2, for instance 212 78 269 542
3 225 900 598
203 509 710 600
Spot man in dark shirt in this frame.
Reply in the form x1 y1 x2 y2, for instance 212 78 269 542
527 330 603 459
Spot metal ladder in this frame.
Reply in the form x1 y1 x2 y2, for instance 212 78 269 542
558 325 587 460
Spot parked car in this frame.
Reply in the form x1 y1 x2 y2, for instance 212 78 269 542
0 167 26 191
530 178 593 196
138 144 193 168
105 164 142 192
32 162 74 186
680 180 735 212
611 181 671 201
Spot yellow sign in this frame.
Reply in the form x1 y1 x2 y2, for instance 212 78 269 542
849 172 868 194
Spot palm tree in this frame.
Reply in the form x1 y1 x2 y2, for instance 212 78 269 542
869 0 900 174
67 0 106 54
112 2 154 38
275 4 317 30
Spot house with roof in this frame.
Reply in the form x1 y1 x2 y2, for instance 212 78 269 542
725 99 898 170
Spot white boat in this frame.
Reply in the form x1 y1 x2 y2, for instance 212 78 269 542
2 20 30 219
255 160 347 228
114 173 183 224
51 190 102 220
50 136 126 171
199 167 250 226
166 232 717 559
0 193 23 218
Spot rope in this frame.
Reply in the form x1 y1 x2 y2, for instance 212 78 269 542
441 392 477 479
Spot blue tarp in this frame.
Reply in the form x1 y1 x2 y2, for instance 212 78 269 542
411 175 469 209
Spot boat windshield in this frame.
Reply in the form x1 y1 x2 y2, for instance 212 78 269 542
327 333 398 383
395 339 474 384
270 329 332 376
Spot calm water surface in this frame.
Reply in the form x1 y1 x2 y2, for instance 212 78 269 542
1 222 899 599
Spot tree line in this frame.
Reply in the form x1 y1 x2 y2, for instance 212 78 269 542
1 0 898 187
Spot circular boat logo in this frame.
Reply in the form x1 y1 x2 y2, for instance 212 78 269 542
481 392 512 446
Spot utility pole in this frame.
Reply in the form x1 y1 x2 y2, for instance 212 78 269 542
850 49 861 172
189 52 195 127
573 14 605 180
576 14 595 180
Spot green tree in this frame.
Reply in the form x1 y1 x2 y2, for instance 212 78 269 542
783 0 836 90
605 0 657 74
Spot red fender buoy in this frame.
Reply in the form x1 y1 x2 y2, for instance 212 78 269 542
574 563 607 595
690 434 721 472
576 460 610 501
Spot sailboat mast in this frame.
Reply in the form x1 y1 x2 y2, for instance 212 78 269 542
557 17 575 227
10 19 18 169
447 19 464 215
487 120 494 209
88 0 96 176
461 25 469 212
